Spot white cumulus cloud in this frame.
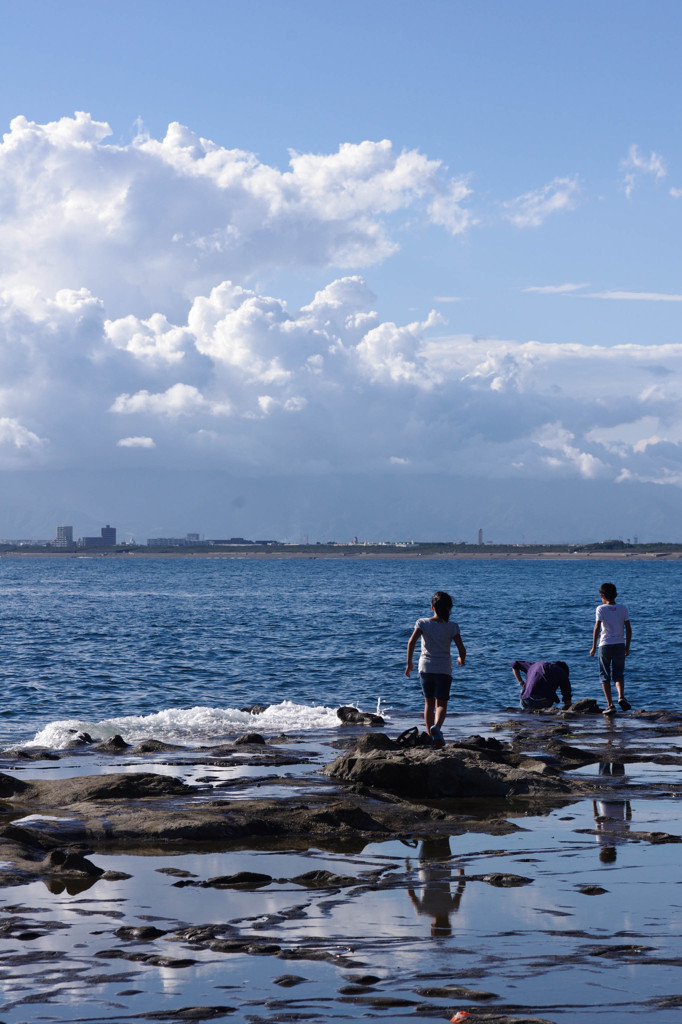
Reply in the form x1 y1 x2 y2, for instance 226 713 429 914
0 114 474 319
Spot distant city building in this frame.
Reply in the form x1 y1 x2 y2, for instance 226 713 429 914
478 528 484 546
78 525 117 549
55 525 73 548
147 534 210 548
101 525 116 546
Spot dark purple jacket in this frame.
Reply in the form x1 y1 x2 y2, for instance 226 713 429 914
512 660 572 705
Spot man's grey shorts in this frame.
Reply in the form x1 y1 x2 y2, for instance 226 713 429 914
599 643 626 685
420 672 452 701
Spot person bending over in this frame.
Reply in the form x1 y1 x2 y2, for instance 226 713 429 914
512 659 572 711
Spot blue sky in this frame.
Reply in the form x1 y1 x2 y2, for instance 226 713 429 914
1 1 682 542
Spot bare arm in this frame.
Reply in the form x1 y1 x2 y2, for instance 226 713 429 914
589 620 601 657
454 634 466 667
558 672 572 709
512 666 524 686
624 619 632 655
405 627 422 677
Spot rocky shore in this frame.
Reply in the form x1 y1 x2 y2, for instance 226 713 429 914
0 706 681 1023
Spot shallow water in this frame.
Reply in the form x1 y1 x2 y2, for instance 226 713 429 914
1 557 681 1023
1 786 681 1023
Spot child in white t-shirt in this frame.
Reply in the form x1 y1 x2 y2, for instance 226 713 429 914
405 591 466 747
589 582 632 715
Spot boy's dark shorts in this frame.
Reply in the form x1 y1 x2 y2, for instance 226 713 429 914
419 672 452 701
599 643 626 685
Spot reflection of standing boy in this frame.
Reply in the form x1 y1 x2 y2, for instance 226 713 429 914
589 582 632 716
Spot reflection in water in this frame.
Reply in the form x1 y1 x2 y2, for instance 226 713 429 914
43 876 100 896
406 837 465 936
594 759 631 863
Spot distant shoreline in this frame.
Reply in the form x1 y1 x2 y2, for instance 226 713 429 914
3 549 682 561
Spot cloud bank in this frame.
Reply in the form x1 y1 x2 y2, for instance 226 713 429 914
3 264 682 491
2 113 682 540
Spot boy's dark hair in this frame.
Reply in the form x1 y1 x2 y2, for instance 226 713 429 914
556 661 569 676
432 591 453 621
600 582 618 601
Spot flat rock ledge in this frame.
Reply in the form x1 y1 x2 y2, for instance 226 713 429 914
323 734 589 800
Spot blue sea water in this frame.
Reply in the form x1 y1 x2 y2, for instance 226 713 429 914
0 555 679 747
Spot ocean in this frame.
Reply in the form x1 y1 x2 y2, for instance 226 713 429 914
0 555 678 748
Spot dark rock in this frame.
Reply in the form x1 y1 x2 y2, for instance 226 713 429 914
646 831 682 844
547 741 600 763
0 748 60 761
93 734 129 752
234 733 266 745
273 975 307 987
346 995 417 1007
355 733 397 751
290 870 360 888
43 772 189 802
131 738 183 753
0 773 30 798
203 871 272 889
101 870 132 880
337 706 385 727
480 873 534 887
324 741 584 800
416 984 497 1000
170 925 224 944
578 884 608 895
240 704 268 714
567 699 601 714
65 731 93 746
589 943 654 957
461 734 507 751
115 925 166 941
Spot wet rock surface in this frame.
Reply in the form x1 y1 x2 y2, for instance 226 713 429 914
0 710 681 1024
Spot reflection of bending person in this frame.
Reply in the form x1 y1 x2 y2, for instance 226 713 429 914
593 761 631 863
407 837 465 936
512 660 572 710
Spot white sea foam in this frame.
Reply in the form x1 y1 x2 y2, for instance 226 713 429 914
27 700 353 750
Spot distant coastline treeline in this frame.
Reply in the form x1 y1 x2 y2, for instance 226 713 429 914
2 539 682 557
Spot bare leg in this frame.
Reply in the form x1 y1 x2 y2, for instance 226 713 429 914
424 697 436 734
601 680 614 707
434 700 448 729
614 679 625 701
